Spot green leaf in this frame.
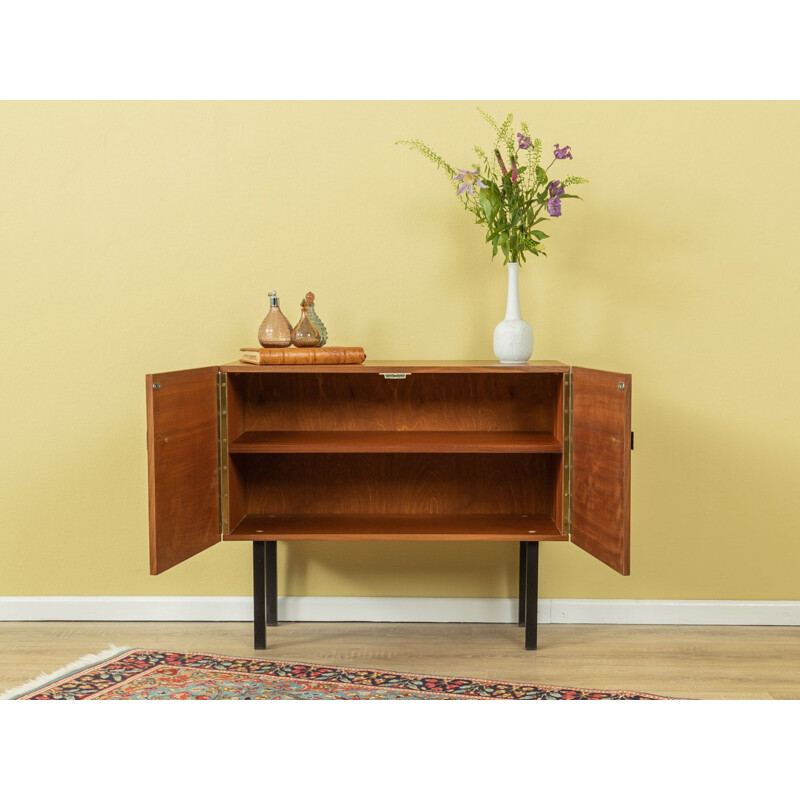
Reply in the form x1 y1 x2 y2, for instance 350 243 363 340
479 186 501 224
535 166 548 186
479 193 494 222
531 230 549 240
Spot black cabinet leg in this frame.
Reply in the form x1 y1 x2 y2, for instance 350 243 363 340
266 541 278 627
253 542 267 650
525 542 539 651
518 542 526 627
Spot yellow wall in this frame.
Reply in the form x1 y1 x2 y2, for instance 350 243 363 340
2 101 799 601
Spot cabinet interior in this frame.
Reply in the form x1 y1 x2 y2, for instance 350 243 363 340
223 371 567 541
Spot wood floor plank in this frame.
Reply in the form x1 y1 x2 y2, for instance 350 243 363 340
1 621 798 699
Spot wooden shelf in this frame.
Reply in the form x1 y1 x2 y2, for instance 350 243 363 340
224 513 567 542
229 431 562 454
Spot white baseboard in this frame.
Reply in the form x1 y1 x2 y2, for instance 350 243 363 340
1 596 800 625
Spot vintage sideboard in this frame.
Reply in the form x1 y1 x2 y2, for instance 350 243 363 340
146 360 632 650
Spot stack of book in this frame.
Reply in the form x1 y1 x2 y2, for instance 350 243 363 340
239 346 366 365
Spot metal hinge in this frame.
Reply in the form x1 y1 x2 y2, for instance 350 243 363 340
380 373 410 380
563 371 573 539
217 372 229 537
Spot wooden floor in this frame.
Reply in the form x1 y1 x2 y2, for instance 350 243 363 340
2 621 799 699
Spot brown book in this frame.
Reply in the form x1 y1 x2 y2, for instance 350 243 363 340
239 346 366 365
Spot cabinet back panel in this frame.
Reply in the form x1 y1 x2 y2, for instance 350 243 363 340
232 373 560 435
234 453 558 517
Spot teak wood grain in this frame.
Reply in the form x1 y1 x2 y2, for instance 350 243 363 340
231 372 561 435
146 366 220 574
570 367 631 574
223 513 567 541
146 360 630 582
228 430 563 454
222 359 570 374
232 452 559 518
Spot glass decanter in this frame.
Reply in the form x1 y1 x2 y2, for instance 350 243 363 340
305 292 328 346
258 291 293 348
291 299 322 347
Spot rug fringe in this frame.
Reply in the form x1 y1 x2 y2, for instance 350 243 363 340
0 644 132 700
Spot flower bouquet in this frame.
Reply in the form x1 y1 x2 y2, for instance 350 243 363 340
397 108 588 265
398 108 588 363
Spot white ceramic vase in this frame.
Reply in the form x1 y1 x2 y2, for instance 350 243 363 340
493 262 533 364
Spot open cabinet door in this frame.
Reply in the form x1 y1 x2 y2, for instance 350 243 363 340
570 367 631 575
146 366 221 575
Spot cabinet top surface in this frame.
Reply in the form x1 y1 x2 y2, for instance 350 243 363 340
221 359 570 374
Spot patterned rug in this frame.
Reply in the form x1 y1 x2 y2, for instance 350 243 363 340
1 647 673 700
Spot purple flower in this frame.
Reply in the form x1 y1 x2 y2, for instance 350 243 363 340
553 143 573 160
517 132 532 150
511 157 518 183
494 149 508 175
452 168 487 196
549 180 565 198
546 196 562 217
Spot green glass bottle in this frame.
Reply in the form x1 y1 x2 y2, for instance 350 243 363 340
305 292 328 347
